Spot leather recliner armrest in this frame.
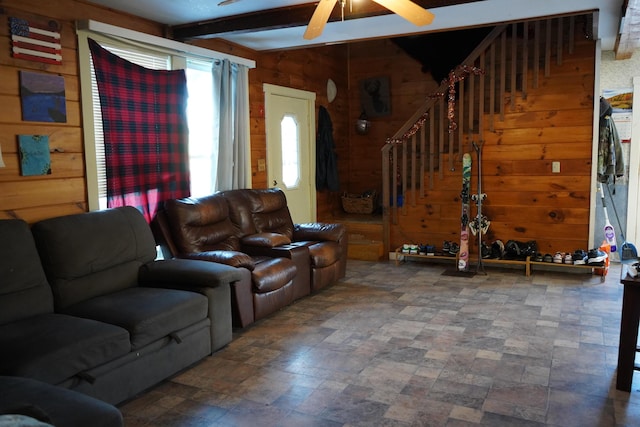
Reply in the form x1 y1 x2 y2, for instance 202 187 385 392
293 223 346 242
242 232 291 248
182 250 256 270
138 258 243 288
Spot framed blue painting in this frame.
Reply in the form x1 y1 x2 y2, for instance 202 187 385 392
19 71 67 123
18 134 51 176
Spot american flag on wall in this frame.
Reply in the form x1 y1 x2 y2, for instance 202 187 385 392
9 17 62 65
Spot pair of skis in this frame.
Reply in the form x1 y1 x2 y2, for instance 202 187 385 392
458 153 472 271
458 141 489 272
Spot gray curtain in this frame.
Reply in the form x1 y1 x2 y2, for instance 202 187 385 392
212 59 250 191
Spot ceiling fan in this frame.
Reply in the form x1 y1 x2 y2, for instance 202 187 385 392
304 0 435 40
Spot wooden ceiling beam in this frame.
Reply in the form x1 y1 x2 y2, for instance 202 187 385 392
171 0 479 41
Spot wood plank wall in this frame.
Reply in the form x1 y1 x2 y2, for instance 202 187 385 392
0 0 350 224
0 0 598 255
383 30 596 255
242 45 350 221
347 39 441 198
198 39 350 221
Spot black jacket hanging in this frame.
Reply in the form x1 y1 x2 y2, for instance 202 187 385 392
316 106 340 191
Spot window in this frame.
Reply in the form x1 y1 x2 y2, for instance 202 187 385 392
87 41 215 209
186 60 215 197
77 21 255 211
280 114 300 189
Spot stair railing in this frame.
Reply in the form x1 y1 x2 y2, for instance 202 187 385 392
380 15 583 254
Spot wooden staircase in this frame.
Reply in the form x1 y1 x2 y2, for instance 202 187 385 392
380 13 595 256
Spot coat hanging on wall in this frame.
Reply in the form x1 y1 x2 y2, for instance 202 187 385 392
598 96 624 184
316 106 339 192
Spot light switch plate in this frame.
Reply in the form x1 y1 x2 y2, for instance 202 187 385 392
552 161 560 173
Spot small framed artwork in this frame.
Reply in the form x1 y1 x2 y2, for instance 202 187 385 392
18 134 51 176
20 70 67 123
359 76 391 117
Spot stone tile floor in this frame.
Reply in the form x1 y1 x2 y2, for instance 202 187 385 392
121 259 640 426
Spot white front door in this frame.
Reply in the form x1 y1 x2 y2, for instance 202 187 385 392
264 84 316 223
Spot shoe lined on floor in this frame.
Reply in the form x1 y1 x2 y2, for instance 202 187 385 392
448 242 460 255
490 240 504 259
534 253 543 262
553 252 564 264
563 253 573 264
543 253 553 263
572 250 587 265
587 248 608 265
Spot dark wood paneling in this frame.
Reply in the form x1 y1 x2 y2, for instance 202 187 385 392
0 0 598 259
382 32 596 254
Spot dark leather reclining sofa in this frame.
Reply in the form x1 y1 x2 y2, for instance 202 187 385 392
154 188 348 328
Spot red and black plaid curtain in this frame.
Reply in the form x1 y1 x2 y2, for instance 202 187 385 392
88 38 190 222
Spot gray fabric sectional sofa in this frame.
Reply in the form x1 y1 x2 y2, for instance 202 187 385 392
0 206 241 420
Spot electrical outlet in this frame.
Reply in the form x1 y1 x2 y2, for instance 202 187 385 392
258 158 266 172
552 161 560 173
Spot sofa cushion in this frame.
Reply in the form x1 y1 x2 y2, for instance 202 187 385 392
293 222 346 242
31 207 157 310
0 376 123 427
244 189 295 238
184 250 255 270
220 189 258 236
63 287 208 350
251 257 297 293
0 313 130 385
164 196 242 254
0 220 53 325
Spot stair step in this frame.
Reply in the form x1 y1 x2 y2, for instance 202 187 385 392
348 239 384 261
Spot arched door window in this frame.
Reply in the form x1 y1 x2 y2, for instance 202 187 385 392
281 114 300 188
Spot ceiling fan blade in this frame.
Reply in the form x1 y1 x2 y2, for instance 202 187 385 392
371 0 434 26
304 0 338 40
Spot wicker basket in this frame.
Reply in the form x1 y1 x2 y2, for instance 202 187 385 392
341 191 377 214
